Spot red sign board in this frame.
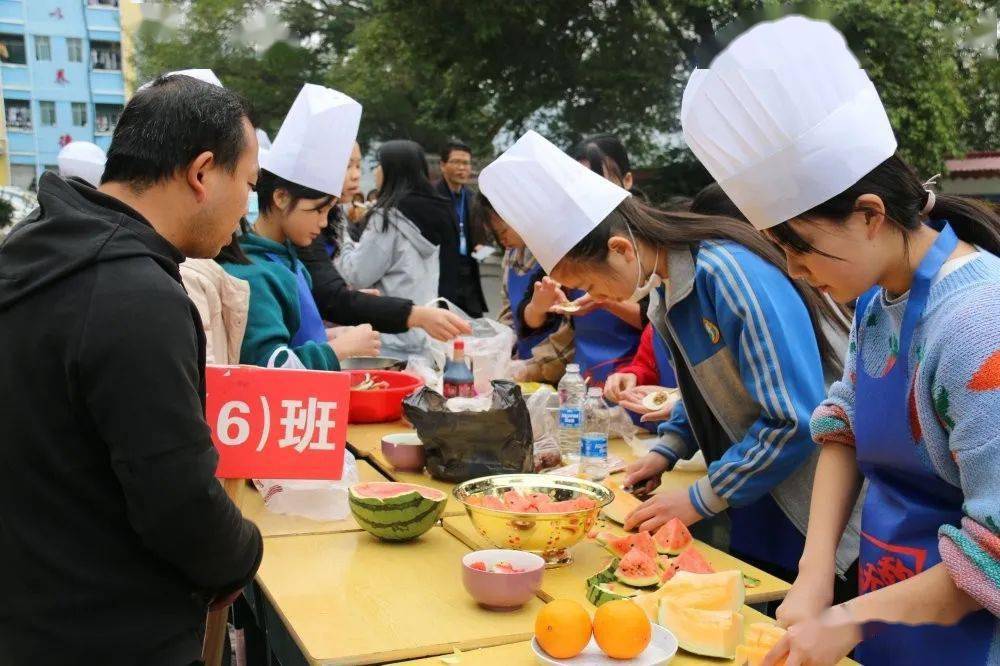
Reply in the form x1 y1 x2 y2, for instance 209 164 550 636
205 365 351 480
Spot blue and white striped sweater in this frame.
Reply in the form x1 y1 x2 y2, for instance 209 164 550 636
649 241 839 533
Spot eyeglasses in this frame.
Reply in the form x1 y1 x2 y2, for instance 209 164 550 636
445 159 472 167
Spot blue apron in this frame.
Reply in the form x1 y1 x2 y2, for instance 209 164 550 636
569 289 641 385
264 252 327 346
507 259 553 360
853 223 993 664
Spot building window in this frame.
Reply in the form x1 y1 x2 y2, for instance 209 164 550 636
4 99 31 131
67 38 83 63
34 36 51 62
0 34 27 65
94 103 123 134
39 101 57 127
87 0 120 6
90 41 121 71
72 102 87 127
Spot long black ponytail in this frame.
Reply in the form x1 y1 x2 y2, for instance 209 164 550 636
565 194 847 371
769 154 1000 256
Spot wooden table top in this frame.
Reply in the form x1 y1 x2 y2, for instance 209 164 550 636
441 513 791 605
240 459 388 538
255 527 543 665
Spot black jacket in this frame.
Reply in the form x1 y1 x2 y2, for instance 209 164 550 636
396 190 466 307
299 228 413 333
0 173 263 665
428 181 489 315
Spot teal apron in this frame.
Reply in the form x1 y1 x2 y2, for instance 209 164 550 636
264 252 327 346
853 223 993 664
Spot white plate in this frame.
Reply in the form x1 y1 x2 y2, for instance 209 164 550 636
531 624 678 665
640 389 679 412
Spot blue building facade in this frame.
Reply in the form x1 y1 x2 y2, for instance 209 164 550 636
1 0 125 188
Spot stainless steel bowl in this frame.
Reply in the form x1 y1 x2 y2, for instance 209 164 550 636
453 474 615 567
339 356 407 371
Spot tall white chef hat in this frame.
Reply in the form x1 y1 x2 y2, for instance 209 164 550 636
681 15 897 230
478 130 630 274
57 141 106 187
137 68 224 92
259 83 362 197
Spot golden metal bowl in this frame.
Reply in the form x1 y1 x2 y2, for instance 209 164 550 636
453 474 615 567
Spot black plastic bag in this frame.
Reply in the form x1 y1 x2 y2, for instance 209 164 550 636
402 380 533 483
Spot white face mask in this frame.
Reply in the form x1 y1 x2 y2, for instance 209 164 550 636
624 224 660 303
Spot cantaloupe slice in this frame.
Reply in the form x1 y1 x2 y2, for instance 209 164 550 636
632 569 744 621
601 479 642 525
735 622 787 665
658 600 743 659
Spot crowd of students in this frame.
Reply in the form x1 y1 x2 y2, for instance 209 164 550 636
0 14 996 666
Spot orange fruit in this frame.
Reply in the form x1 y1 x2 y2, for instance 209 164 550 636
593 599 651 659
535 599 592 659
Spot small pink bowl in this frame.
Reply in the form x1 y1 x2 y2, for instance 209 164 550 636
380 432 425 472
461 549 545 610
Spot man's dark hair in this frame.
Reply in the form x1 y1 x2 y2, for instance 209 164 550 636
102 74 253 189
440 139 472 164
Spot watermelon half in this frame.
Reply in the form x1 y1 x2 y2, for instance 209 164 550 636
348 482 447 541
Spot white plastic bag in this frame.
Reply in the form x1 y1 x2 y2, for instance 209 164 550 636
266 345 307 370
424 298 517 394
253 451 360 521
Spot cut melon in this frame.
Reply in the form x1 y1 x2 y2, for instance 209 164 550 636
586 559 644 606
658 600 743 659
632 569 743 622
614 549 660 588
672 546 714 573
601 479 642 524
348 482 446 541
735 623 787 666
662 571 745 612
653 517 693 555
596 530 657 560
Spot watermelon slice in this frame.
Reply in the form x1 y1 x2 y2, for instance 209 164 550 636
348 482 447 541
656 554 679 583
493 561 526 574
481 496 505 511
614 549 660 587
653 517 693 555
469 561 488 571
502 489 534 512
596 530 657 559
672 547 714 574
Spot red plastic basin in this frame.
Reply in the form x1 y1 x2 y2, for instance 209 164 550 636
347 370 424 424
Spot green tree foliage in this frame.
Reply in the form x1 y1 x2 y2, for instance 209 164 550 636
136 0 997 192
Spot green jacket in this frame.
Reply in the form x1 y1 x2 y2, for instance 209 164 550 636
221 232 339 370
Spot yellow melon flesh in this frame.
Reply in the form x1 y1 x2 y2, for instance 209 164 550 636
601 479 642 525
658 600 743 659
735 622 787 665
735 644 773 666
633 569 744 621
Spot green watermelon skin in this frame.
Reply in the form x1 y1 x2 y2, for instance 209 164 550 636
585 559 642 606
348 484 446 541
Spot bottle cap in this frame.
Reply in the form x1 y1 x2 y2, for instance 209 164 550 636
566 363 580 373
454 340 465 351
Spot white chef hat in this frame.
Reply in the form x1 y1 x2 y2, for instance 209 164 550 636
478 130 630 274
137 68 224 92
58 141 106 187
681 15 897 230
255 128 272 163
259 83 361 197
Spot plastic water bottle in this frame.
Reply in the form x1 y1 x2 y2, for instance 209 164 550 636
557 363 587 463
582 387 609 481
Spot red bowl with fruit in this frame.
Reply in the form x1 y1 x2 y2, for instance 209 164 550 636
347 370 423 424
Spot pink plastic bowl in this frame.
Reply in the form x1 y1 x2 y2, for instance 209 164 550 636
347 370 423 424
461 549 545 610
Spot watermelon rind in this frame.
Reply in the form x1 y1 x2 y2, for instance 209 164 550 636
585 559 644 606
348 483 446 541
614 550 661 588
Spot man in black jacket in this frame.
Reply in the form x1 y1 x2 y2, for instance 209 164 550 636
435 139 488 317
0 74 263 665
